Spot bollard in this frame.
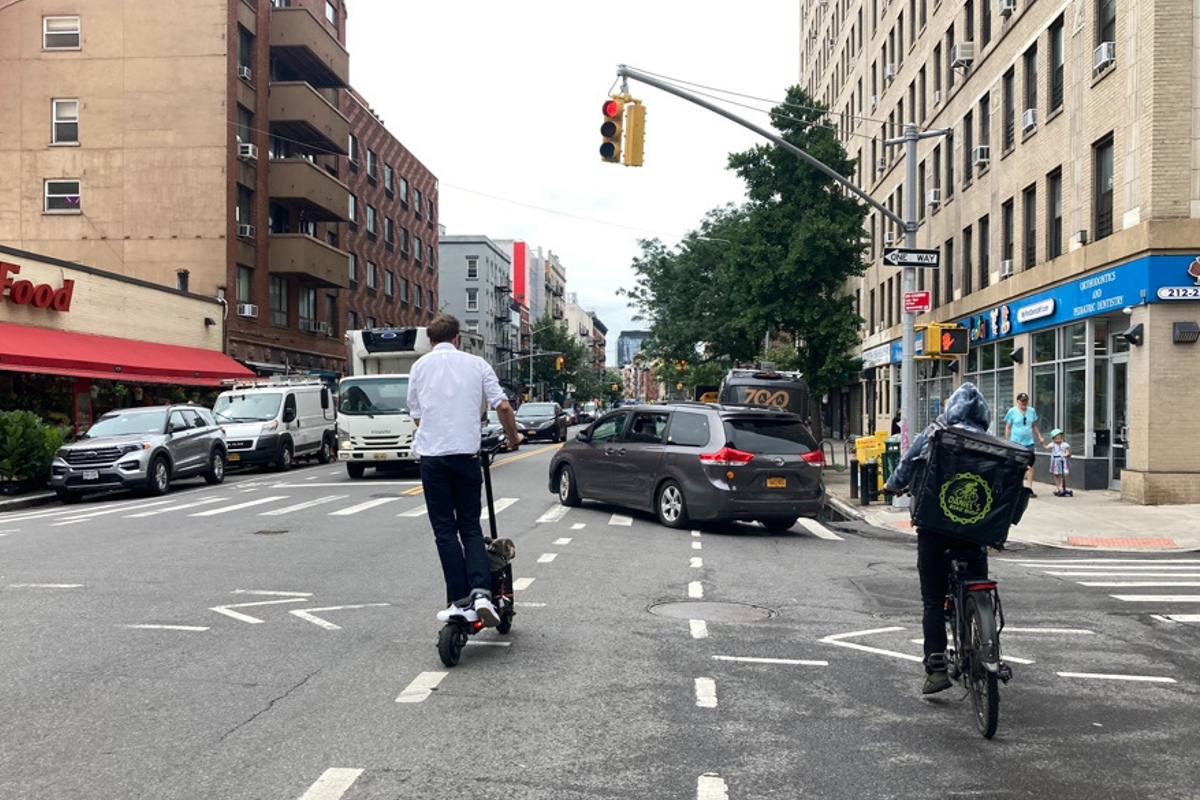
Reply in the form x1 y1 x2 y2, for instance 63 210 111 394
860 460 877 505
849 458 859 499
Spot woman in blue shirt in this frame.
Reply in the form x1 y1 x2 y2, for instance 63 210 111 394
1003 392 1045 496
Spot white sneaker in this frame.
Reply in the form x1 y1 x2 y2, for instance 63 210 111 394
472 592 501 628
436 603 478 623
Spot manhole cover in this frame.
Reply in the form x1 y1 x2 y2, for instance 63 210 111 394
253 529 287 535
648 601 776 623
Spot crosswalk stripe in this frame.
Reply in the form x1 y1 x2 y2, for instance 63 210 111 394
328 497 401 516
1110 595 1200 603
260 495 347 516
796 518 843 540
610 514 633 526
56 498 173 522
397 505 427 517
126 497 223 517
1079 581 1200 588
1044 571 1200 578
191 496 289 516
482 497 518 519
537 505 571 523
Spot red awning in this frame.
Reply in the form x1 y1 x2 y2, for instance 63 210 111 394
0 322 256 387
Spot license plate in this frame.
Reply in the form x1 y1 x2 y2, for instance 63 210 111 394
373 453 388 459
227 453 240 461
526 429 537 435
766 476 787 488
82 469 99 481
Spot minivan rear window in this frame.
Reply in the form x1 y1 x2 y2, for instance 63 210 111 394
666 411 709 447
724 418 815 454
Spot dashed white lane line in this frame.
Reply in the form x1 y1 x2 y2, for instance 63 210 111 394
124 624 209 632
537 553 557 563
1111 595 1200 603
296 767 364 800
690 620 709 639
260 495 347 516
712 655 829 666
796 517 844 540
8 583 82 588
396 671 447 703
481 497 519 519
697 773 729 800
329 497 401 515
537 505 571 524
691 531 701 537
690 557 703 568
692 541 702 550
191 496 289 516
610 514 633 526
1057 672 1177 684
398 505 428 517
513 577 535 591
1154 614 1200 623
126 497 223 517
570 523 586 530
1082 581 1200 587
688 581 704 599
1003 627 1095 635
695 677 718 708
553 537 572 545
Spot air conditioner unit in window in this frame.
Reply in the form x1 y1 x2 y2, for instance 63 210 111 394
869 93 877 109
315 321 329 334
237 65 252 81
1093 41 1116 73
951 42 976 68
933 89 942 105
876 158 888 173
971 145 991 168
237 142 258 161
1022 108 1037 132
926 188 942 206
1000 259 1014 277
884 62 896 82
236 303 258 318
998 0 1016 17
237 223 255 239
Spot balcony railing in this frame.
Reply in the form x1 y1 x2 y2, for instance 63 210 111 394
268 6 349 88
268 82 350 155
268 233 351 289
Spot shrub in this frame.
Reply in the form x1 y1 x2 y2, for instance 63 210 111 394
0 410 67 490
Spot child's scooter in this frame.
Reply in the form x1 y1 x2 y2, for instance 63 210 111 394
436 434 516 667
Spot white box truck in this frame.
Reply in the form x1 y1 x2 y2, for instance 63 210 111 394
213 377 336 471
338 327 432 479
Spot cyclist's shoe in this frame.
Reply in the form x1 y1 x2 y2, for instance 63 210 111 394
437 602 478 624
922 670 952 694
471 589 501 628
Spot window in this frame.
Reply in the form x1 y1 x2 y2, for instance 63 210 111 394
1047 168 1063 258
962 224 974 295
943 237 955 304
347 193 357 222
299 286 317 329
348 310 358 330
52 99 78 144
365 205 376 234
176 270 189 292
466 288 479 312
237 265 252 302
1001 198 1015 271
325 294 337 336
1022 183 1037 269
43 16 80 49
385 270 394 297
269 275 288 326
963 110 974 182
325 1 336 25
400 277 409 303
1023 45 1038 116
978 94 990 148
400 227 410 255
1094 135 1114 240
414 188 423 219
366 316 376 329
366 149 377 180
414 235 423 263
366 261 377 289
398 177 409 206
413 285 422 309
384 164 394 193
1002 68 1016 150
427 244 435 267
964 0 974 42
427 199 435 221
236 185 252 227
466 257 479 279
944 131 954 198
44 179 80 212
348 134 359 164
348 252 357 283
384 217 394 246
978 214 990 289
869 288 876 332
428 289 435 311
980 0 992 47
1096 0 1116 48
1049 18 1065 112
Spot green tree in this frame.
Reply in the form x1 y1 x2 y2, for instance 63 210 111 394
527 313 589 402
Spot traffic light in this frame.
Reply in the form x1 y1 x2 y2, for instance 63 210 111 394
623 100 645 166
555 356 564 370
600 96 625 163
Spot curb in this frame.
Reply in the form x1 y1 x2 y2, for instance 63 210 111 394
0 492 58 512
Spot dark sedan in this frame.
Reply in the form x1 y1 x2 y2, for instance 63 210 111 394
516 401 568 442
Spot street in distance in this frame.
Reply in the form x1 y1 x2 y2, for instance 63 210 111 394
883 247 941 268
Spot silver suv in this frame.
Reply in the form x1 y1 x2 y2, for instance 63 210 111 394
50 405 227 503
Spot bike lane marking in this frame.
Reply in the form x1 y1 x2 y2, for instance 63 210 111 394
1057 672 1177 684
820 626 922 662
695 677 717 708
296 767 364 800
396 671 446 703
289 604 390 630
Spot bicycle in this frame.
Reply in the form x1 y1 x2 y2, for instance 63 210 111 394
944 549 1012 739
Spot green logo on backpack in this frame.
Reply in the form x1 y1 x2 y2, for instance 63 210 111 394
939 472 992 524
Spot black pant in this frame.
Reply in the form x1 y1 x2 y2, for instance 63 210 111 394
419 453 490 604
917 528 988 670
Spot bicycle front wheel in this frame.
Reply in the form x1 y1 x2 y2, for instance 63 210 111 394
965 593 1001 739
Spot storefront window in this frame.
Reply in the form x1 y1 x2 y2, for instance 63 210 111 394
1033 329 1056 363
1066 322 1086 358
1064 362 1087 441
1033 364 1057 433
963 340 1014 435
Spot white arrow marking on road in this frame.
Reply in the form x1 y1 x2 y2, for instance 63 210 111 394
688 581 704 599
125 624 209 632
296 767 364 800
289 603 390 630
712 655 829 666
1057 671 1176 684
9 583 82 588
690 620 709 639
538 505 571 523
191 496 289 516
210 597 307 623
513 577 535 591
695 677 717 708
537 553 557 563
397 505 428 517
396 671 446 703
126 497 223 517
609 514 633 526
796 517 844 540
482 498 519 519
697 774 729 800
820 626 923 662
259 495 348 516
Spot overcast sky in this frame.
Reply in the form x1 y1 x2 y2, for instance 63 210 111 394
346 2 801 362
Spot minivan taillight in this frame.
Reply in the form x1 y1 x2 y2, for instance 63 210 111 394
698 446 755 466
800 450 825 466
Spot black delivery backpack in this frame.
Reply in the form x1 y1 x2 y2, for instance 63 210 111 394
909 425 1035 548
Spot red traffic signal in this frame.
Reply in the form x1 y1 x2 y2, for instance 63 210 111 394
600 96 625 163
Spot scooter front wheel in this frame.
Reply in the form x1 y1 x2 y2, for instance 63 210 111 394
437 623 467 667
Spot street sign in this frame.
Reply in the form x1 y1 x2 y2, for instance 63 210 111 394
904 291 931 313
883 247 941 268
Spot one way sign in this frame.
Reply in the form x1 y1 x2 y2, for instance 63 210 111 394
882 247 941 268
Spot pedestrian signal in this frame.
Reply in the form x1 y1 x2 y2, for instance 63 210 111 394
600 97 625 163
940 326 969 355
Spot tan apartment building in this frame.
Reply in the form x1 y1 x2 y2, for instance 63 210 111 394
803 0 1200 503
0 0 437 382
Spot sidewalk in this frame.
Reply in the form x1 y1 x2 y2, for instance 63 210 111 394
822 461 1200 553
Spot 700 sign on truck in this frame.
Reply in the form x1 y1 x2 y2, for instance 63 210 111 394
337 327 432 478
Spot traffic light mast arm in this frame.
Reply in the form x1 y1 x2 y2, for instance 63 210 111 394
615 64 904 227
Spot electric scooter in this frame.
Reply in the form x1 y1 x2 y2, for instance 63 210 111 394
436 434 516 667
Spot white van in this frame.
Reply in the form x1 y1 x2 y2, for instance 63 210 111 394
213 378 336 471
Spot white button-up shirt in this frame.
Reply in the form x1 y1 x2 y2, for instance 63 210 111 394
407 342 508 457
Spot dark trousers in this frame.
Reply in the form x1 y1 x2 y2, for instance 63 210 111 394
420 454 490 604
917 528 988 670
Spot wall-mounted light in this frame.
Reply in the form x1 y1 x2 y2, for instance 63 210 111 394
1173 321 1200 344
948 359 960 373
1073 230 1088 246
1010 346 1024 364
1122 323 1144 347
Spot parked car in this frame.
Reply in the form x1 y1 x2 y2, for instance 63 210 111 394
515 401 568 442
212 378 335 471
548 402 825 531
481 408 505 439
576 401 599 424
49 405 227 503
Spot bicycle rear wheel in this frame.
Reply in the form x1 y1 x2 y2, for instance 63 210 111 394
965 593 1000 739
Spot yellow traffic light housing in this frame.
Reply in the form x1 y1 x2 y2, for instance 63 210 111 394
600 96 625 163
555 356 564 370
623 100 645 166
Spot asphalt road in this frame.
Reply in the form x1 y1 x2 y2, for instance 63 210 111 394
2 440 1198 800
